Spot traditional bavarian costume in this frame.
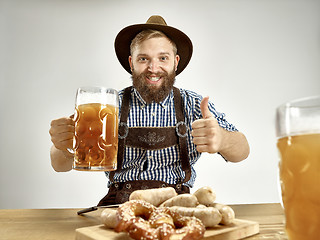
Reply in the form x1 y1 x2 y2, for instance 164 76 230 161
98 86 192 205
97 15 237 205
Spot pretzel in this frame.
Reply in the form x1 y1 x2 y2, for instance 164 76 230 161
114 199 156 233
115 200 205 240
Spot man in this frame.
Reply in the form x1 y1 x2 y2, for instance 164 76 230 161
49 15 249 205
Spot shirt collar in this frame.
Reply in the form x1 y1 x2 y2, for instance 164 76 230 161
132 87 174 109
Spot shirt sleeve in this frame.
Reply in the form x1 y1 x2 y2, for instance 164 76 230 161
183 89 238 132
208 101 238 132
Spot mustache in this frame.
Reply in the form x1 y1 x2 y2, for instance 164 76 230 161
141 70 168 79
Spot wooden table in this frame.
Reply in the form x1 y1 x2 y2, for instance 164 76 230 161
0 203 287 239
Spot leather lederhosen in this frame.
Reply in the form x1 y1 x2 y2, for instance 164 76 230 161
97 87 191 206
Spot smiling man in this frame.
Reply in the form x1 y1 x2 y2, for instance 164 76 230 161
129 30 179 104
49 15 250 205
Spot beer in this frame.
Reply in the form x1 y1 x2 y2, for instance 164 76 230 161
73 103 118 171
277 133 320 240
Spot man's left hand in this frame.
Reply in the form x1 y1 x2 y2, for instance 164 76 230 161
191 96 224 154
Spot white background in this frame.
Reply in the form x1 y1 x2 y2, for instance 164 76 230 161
1 0 319 209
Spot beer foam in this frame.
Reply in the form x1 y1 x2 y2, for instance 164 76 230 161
76 87 118 107
276 96 320 138
288 116 320 136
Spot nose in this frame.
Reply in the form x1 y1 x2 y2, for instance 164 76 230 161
148 59 160 72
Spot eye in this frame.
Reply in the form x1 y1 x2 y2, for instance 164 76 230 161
138 57 147 62
160 56 168 61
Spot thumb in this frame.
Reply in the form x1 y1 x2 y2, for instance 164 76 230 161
200 96 214 119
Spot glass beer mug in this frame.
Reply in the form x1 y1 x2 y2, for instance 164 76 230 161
276 96 320 240
71 87 119 171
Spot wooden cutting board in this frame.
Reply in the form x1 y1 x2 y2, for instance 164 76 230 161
75 218 259 240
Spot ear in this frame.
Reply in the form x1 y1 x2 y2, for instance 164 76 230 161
175 55 180 71
128 56 133 72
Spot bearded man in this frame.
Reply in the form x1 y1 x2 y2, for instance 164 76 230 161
49 16 250 205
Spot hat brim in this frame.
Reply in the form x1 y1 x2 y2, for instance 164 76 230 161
114 23 193 76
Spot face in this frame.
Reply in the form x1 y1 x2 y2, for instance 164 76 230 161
129 37 180 103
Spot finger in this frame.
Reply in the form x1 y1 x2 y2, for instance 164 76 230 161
53 139 73 150
194 139 220 154
51 132 74 143
191 119 204 129
192 117 218 130
192 127 216 138
51 133 74 149
196 146 207 153
49 125 74 136
51 117 74 127
192 136 210 145
200 96 214 119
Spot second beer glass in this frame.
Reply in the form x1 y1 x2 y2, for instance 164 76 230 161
276 96 320 240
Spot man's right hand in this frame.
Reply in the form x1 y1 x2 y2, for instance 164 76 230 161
49 117 75 151
49 116 75 172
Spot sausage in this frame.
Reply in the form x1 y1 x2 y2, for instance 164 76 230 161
209 203 235 225
100 208 118 228
159 194 199 207
193 186 216 206
169 206 222 227
129 187 178 206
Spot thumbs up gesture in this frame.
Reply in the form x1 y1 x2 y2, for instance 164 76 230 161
191 96 224 154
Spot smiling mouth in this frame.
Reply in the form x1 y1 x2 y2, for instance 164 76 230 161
146 76 161 83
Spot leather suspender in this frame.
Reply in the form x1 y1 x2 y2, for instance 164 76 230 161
173 87 191 183
109 87 191 183
109 87 131 182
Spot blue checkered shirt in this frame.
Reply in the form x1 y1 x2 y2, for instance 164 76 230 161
105 87 237 187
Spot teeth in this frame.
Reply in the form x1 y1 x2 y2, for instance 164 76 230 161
149 77 160 82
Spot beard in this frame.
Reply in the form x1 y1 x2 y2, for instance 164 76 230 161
132 68 176 104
